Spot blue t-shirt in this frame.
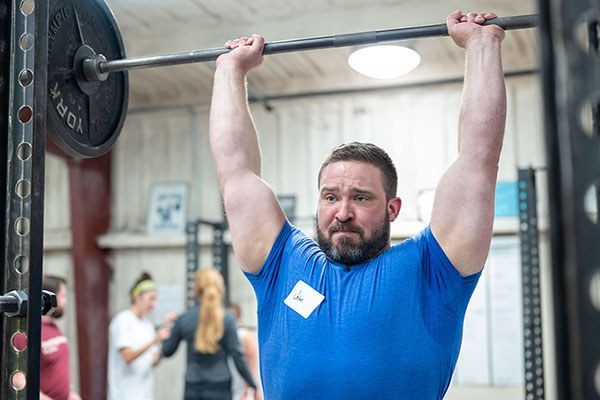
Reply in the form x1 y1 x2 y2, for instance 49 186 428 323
245 220 480 400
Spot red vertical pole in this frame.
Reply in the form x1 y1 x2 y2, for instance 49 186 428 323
67 154 111 400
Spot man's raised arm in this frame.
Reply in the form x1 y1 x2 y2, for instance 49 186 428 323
209 35 285 274
430 11 507 276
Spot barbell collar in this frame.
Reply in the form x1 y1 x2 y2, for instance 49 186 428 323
41 290 58 316
0 290 57 317
0 291 28 317
96 14 539 77
83 53 109 82
0 293 19 314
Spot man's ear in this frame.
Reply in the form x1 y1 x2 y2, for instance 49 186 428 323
388 197 402 221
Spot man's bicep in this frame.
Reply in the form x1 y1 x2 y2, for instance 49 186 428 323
222 172 286 274
430 156 496 275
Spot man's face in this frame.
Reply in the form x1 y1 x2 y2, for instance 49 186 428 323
316 161 398 266
52 282 67 319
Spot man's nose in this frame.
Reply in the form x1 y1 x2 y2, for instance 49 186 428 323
335 200 354 222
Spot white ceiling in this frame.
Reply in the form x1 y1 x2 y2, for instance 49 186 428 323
103 0 539 108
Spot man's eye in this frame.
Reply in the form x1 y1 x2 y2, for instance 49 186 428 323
355 196 368 202
325 195 336 202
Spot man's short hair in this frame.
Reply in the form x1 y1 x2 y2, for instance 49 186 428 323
318 142 398 200
42 275 67 294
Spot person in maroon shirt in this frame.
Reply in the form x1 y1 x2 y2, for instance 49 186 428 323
39 275 81 400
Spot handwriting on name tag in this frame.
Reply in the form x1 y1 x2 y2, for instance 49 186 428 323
284 280 324 319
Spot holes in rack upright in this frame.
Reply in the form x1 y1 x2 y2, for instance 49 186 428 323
18 105 32 124
15 217 30 236
11 331 27 352
574 10 600 55
579 93 600 139
17 142 32 160
15 179 31 198
584 180 599 224
19 69 33 87
595 363 600 396
20 0 34 15
591 269 600 312
18 33 33 51
14 255 29 274
11 371 26 391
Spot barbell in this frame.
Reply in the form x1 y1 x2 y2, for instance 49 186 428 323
46 0 539 158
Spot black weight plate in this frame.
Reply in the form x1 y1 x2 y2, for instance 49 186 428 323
47 0 128 158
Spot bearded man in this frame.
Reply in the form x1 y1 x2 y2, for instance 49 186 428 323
39 276 81 400
209 10 506 399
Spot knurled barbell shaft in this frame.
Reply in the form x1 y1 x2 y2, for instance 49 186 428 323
98 14 539 75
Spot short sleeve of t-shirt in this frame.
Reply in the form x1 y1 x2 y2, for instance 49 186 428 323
412 226 481 315
112 312 137 350
244 220 307 310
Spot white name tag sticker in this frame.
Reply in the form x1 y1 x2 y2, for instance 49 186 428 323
284 280 325 319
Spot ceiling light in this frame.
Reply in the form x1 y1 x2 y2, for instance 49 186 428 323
348 45 421 79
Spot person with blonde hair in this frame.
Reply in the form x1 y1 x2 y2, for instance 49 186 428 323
162 268 257 400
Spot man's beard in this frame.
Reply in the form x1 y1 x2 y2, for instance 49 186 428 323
316 212 390 266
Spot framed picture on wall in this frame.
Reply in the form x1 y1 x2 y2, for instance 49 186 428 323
147 182 189 234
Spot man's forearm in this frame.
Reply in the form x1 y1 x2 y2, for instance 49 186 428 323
458 36 506 164
209 65 262 183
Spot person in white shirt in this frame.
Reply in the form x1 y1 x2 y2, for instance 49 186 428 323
107 272 177 400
